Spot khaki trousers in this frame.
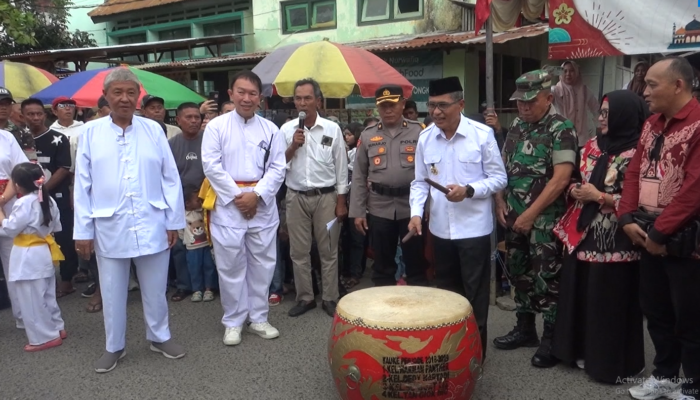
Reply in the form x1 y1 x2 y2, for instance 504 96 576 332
286 190 340 302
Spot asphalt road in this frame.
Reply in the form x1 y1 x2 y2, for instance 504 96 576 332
0 279 657 400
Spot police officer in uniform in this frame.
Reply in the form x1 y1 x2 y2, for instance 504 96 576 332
349 85 428 286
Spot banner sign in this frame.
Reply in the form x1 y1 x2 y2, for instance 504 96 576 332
548 0 699 59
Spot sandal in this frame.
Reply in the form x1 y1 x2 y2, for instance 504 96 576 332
24 337 62 352
86 302 103 313
170 289 190 302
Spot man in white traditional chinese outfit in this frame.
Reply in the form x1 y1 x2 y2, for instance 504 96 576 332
201 70 286 346
73 68 186 373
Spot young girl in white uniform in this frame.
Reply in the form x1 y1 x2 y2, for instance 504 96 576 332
0 162 65 352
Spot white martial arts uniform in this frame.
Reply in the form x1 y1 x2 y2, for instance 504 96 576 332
0 193 64 345
0 129 30 327
202 111 286 328
73 115 185 353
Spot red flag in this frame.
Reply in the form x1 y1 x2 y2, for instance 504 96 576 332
474 0 493 34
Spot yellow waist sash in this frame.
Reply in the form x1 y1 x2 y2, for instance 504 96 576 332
198 178 259 211
199 178 217 212
13 233 65 267
197 178 259 245
199 179 215 245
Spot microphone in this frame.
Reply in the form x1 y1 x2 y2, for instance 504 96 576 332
298 111 306 148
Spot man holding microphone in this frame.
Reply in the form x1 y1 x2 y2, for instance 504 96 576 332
282 78 348 318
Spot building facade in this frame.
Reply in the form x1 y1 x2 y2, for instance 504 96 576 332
62 0 563 117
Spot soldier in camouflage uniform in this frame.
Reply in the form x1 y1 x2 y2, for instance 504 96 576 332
492 70 578 368
0 87 37 161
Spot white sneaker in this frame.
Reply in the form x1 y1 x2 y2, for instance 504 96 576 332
576 359 585 370
628 376 680 400
666 389 697 400
223 327 242 346
247 322 280 339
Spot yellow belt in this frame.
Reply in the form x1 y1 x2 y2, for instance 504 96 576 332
198 178 258 245
13 233 65 267
198 179 259 211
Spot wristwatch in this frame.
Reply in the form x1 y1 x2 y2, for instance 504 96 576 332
466 185 475 199
253 191 262 201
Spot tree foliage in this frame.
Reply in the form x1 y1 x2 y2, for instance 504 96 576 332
0 0 96 55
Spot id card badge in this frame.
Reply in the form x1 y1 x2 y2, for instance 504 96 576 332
639 177 661 211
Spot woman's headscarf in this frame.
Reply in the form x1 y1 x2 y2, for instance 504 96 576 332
576 90 650 232
627 61 649 97
552 61 599 145
344 122 364 149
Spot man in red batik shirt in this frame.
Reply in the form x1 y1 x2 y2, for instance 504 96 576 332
618 56 700 400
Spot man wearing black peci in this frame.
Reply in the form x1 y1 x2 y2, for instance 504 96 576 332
409 77 507 360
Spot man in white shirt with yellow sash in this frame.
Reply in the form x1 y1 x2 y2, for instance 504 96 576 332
201 70 286 346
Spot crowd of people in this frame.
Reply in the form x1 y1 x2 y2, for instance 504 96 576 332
0 55 699 400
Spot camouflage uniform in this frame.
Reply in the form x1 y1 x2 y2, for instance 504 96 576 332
502 71 578 324
0 86 37 162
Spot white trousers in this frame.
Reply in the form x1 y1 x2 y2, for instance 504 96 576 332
211 223 277 328
15 276 64 345
0 236 21 325
97 250 171 353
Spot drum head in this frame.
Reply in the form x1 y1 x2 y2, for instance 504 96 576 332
336 286 473 330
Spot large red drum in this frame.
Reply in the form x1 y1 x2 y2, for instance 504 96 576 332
328 286 483 400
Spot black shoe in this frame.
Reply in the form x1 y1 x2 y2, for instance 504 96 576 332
493 313 539 350
288 300 316 317
81 283 97 298
531 322 559 368
322 301 337 317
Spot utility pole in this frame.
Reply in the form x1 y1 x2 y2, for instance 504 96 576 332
485 14 498 306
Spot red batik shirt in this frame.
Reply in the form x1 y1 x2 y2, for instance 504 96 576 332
618 99 700 244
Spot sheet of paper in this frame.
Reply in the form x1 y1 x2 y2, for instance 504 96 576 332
326 218 336 232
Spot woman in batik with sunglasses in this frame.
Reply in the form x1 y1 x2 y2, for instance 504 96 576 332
551 90 650 383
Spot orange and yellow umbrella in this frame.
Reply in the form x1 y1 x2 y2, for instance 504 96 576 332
253 40 413 99
0 61 58 101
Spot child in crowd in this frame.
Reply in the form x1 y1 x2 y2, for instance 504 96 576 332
0 163 65 352
181 185 217 302
344 122 364 177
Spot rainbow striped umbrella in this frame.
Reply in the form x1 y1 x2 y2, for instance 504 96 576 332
253 40 413 99
0 61 58 101
31 66 204 109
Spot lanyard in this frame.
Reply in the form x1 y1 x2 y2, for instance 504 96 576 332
234 115 274 178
